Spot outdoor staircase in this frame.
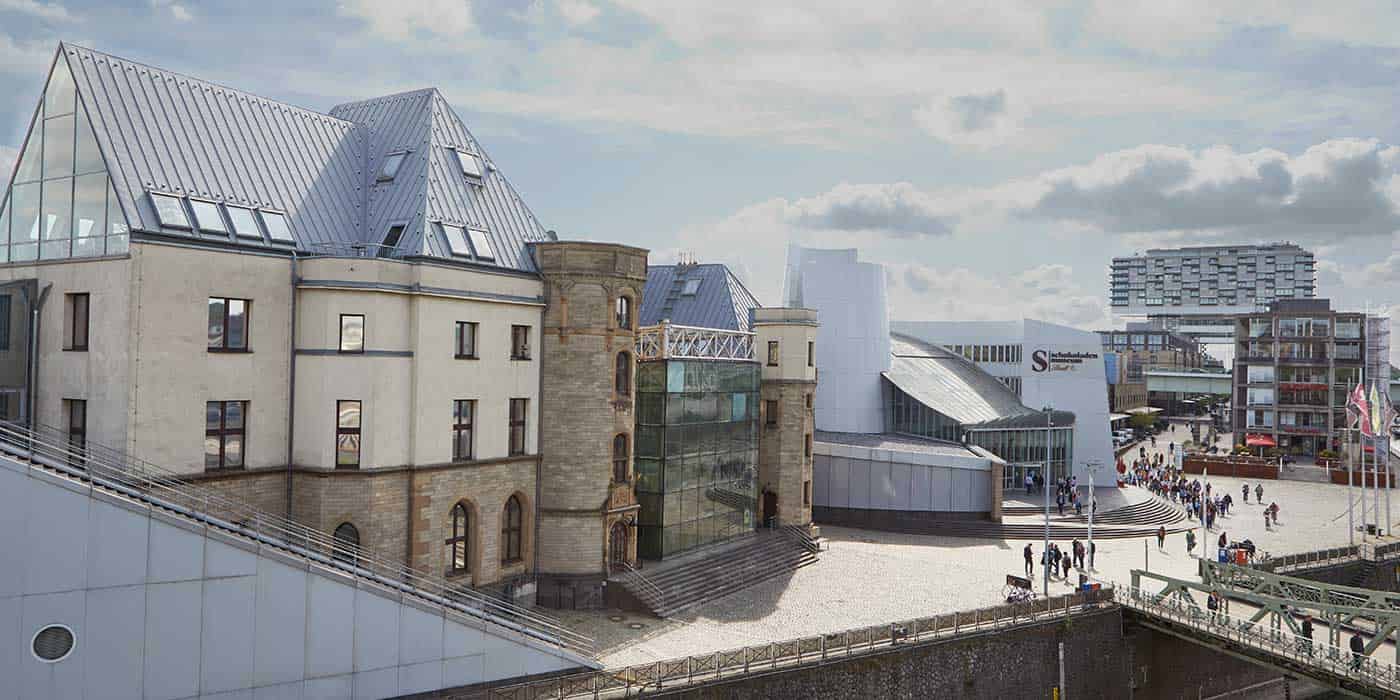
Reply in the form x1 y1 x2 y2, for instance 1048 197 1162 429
0 421 595 659
1348 560 1378 587
616 526 820 618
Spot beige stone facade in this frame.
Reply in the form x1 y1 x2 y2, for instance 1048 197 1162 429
533 241 647 607
753 308 818 528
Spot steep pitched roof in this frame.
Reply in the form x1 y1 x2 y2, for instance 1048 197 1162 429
4 44 550 272
640 263 762 331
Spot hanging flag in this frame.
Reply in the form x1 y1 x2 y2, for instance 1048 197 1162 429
1371 383 1385 437
1349 381 1372 434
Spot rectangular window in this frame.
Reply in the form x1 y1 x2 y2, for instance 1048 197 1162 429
466 228 494 261
378 152 406 182
511 325 530 360
804 480 811 506
189 199 227 234
64 398 86 462
150 192 191 229
260 211 295 244
379 224 404 257
0 295 10 351
208 297 250 351
225 205 263 240
508 398 528 456
765 399 779 428
441 223 472 257
455 321 478 359
205 400 246 471
807 341 814 367
452 399 475 462
339 314 365 353
805 433 812 459
453 148 483 180
64 293 89 351
767 340 779 366
336 400 361 469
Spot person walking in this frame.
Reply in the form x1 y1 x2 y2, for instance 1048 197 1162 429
1350 632 1366 671
1157 526 1166 550
1300 615 1314 657
1269 502 1280 525
1255 483 1263 503
1024 543 1034 576
1207 591 1220 623
1242 483 1249 504
1062 549 1073 582
1186 530 1197 555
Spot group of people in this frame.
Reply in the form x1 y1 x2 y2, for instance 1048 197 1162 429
1022 538 1095 581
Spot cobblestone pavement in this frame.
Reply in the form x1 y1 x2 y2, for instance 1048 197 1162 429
568 430 1399 667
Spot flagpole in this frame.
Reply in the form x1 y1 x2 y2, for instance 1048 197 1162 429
1349 421 1356 547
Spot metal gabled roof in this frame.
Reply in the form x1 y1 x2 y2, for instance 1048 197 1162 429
640 263 763 331
16 43 552 273
64 44 364 251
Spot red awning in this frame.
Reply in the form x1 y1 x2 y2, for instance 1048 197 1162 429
1246 434 1277 447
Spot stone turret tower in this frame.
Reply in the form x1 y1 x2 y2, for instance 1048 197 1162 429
532 241 648 608
753 307 819 528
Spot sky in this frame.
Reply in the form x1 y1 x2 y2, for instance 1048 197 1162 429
3 0 1400 363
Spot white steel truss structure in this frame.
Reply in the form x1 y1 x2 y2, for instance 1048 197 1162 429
636 322 756 362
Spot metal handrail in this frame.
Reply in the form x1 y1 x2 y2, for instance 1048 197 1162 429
616 562 666 613
1114 584 1400 692
465 588 1113 699
0 421 595 658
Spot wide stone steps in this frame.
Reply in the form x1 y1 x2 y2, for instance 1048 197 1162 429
619 529 819 618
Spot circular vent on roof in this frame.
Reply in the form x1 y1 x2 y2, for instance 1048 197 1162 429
32 625 75 662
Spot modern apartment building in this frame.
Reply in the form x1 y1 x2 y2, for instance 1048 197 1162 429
1110 243 1317 341
0 44 817 616
1232 299 1367 456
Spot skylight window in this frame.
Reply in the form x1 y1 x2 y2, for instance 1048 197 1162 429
188 199 227 235
150 192 191 230
466 228 494 261
259 210 295 244
380 224 405 257
681 279 701 296
440 223 472 257
452 148 483 180
225 205 263 240
378 152 406 182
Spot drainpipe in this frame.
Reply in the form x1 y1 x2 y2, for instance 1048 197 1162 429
533 294 545 588
285 255 298 520
26 283 51 429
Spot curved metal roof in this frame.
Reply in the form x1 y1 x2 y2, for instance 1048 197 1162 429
883 333 1074 428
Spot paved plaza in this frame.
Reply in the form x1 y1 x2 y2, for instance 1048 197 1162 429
571 435 1399 667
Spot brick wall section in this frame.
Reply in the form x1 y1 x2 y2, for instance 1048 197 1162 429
409 458 538 587
534 241 648 593
758 380 815 527
646 608 1303 700
291 470 410 564
189 469 289 519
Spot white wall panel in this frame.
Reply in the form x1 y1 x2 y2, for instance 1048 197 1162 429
397 659 443 696
302 674 352 700
0 596 21 697
442 653 484 688
930 468 952 511
148 519 205 584
0 467 28 597
352 586 400 672
352 667 398 700
910 466 932 511
252 680 304 700
254 559 308 687
399 605 443 666
304 575 355 679
24 480 89 595
202 577 257 694
21 589 86 700
206 538 257 579
889 463 911 509
144 580 203 700
84 584 146 700
847 457 869 509
87 498 150 590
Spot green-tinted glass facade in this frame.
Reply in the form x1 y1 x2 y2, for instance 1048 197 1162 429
635 359 760 560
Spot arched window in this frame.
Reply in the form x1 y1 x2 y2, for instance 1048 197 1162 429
615 351 631 397
332 522 360 563
447 503 470 575
502 495 523 563
616 295 632 330
613 433 630 483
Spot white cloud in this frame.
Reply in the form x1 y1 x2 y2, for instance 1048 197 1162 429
1083 1 1400 53
913 89 1028 149
337 0 475 40
784 183 956 238
0 34 53 78
557 0 600 26
0 0 71 21
887 262 1112 329
149 0 191 22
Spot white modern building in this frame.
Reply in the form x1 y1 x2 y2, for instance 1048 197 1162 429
892 319 1116 487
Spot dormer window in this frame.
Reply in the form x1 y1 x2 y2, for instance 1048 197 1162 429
440 223 472 257
452 148 483 180
681 279 701 296
150 192 191 229
225 205 263 240
188 199 227 235
260 210 295 244
466 228 494 261
378 152 407 182
380 224 404 258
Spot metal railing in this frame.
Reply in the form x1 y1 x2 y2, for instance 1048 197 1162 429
0 421 595 658
1248 545 1360 574
635 322 756 362
463 588 1113 699
1116 584 1400 693
614 562 666 613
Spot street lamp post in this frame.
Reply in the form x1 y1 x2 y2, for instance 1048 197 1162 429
1043 407 1053 598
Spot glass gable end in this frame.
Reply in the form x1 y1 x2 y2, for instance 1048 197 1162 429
635 359 760 560
0 54 130 263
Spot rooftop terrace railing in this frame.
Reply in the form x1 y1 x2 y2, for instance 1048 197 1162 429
636 321 756 362
0 421 595 659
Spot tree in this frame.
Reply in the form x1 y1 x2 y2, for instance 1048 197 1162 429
1129 413 1156 431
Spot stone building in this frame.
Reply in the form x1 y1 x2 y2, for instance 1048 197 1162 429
0 44 820 612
